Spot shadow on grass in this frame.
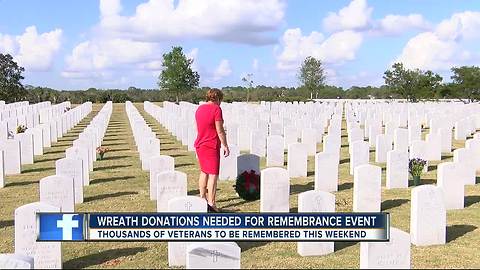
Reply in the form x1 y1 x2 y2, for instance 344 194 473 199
339 158 349 164
42 149 66 155
335 242 357 252
237 242 269 252
476 176 480 184
102 142 126 146
188 189 200 196
447 224 477 243
63 247 148 269
90 176 135 185
84 191 138 203
102 155 130 161
409 178 436 186
338 182 353 191
109 148 131 152
290 182 314 195
441 155 452 160
170 153 187 158
35 157 63 163
5 180 38 187
427 165 437 171
381 199 409 211
94 165 131 171
22 166 55 173
307 171 314 177
465 195 480 207
0 219 14 228
290 207 298 213
175 163 195 168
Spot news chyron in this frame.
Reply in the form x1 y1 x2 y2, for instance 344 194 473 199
37 213 389 242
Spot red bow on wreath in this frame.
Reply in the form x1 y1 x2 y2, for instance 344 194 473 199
242 170 259 193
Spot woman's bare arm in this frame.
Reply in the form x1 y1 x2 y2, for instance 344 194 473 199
215 120 230 157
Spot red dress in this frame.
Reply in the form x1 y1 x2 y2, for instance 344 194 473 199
194 103 223 174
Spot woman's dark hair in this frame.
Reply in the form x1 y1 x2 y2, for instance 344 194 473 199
206 88 224 102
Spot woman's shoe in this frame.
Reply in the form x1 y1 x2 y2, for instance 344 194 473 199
207 204 220 213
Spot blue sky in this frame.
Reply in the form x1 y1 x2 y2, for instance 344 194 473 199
0 0 479 90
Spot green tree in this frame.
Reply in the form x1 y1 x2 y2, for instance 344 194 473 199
298 56 326 99
0 53 27 102
158 46 200 103
451 66 480 102
383 63 442 102
241 73 254 102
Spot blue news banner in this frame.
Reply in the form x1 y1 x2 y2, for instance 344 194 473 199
38 213 389 242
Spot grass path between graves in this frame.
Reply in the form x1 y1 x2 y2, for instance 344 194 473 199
2 103 480 269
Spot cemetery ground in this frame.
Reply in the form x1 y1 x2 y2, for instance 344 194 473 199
0 103 479 269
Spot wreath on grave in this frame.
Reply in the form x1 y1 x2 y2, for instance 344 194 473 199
235 170 260 201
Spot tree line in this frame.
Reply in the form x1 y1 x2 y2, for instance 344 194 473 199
1 48 479 104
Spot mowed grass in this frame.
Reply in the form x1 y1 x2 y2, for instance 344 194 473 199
0 102 479 269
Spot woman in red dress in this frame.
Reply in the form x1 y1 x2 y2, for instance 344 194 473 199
194 89 230 212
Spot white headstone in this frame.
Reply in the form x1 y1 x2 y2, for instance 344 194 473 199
156 171 188 212
437 162 465 210
353 164 381 212
0 254 34 269
15 133 34 165
410 185 446 246
375 134 392 163
0 140 21 175
65 147 90 186
149 155 175 200
237 154 260 176
250 130 266 157
314 152 338 192
186 242 241 269
452 148 477 185
301 128 317 156
0 151 3 188
167 196 207 267
386 150 409 189
56 158 84 204
260 167 290 212
219 145 239 181
297 190 335 256
26 128 43 156
14 202 62 269
360 227 411 269
39 175 75 212
393 128 409 152
350 140 369 175
266 135 284 167
287 143 308 178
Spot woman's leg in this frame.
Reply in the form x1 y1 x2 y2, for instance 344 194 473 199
207 174 219 208
198 171 208 199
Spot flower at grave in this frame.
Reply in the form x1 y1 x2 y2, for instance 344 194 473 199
96 146 110 160
409 158 426 177
16 125 27 134
235 170 260 201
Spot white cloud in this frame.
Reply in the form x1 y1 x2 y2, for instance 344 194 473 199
63 38 160 79
100 0 122 18
98 0 286 45
0 26 62 71
323 0 372 32
213 59 232 81
252 58 259 71
394 11 480 71
276 28 363 71
378 14 431 35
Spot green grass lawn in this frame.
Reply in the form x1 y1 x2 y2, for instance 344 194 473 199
0 103 479 268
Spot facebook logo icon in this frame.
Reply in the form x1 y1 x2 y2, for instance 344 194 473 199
38 213 84 241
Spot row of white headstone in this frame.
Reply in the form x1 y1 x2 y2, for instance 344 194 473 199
0 102 93 189
0 102 112 269
145 100 480 269
140 102 242 269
